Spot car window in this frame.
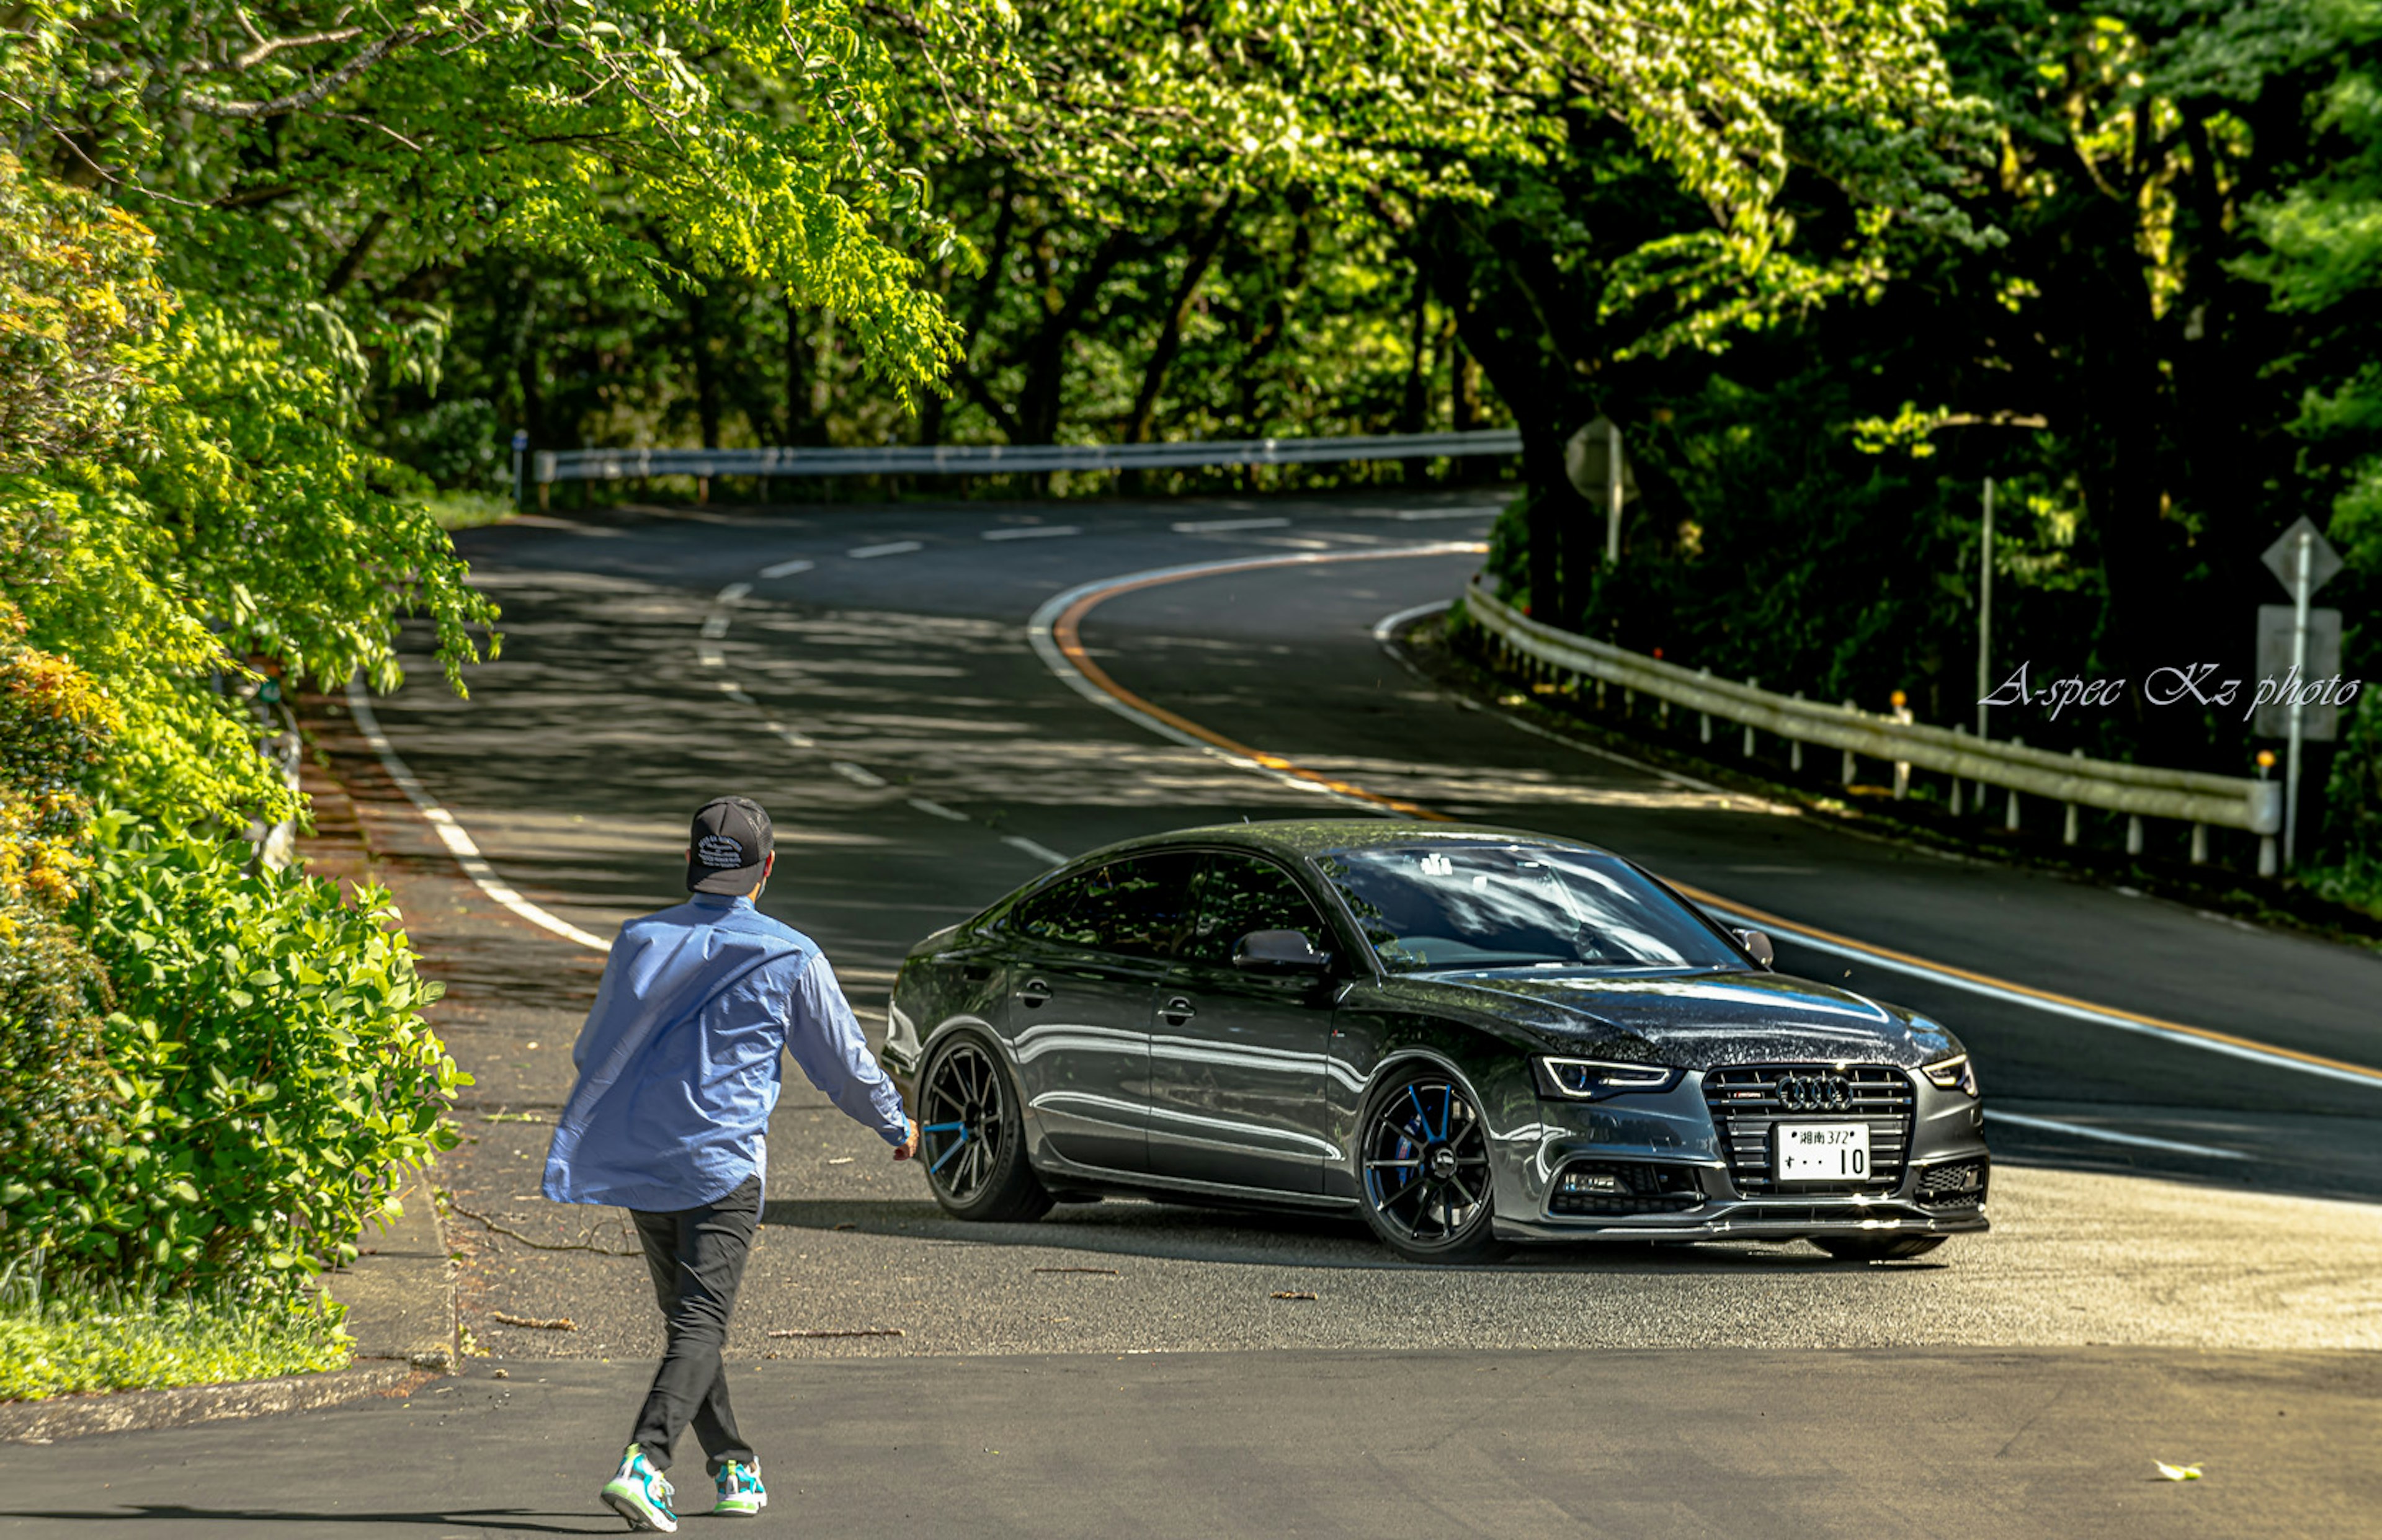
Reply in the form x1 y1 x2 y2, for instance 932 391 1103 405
1182 852 1328 966
1316 843 1742 974
1017 853 1198 959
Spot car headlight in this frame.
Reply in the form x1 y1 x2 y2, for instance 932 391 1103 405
1922 1054 1979 1098
1534 1056 1684 1100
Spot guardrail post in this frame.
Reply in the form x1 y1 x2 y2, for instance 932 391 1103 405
2126 814 2144 856
2259 836 2278 877
1742 680 1757 756
1890 693 1912 799
2063 749 2082 844
2006 736 2025 830
1840 700 1857 785
1950 725 1967 814
1790 693 1804 772
1698 669 1713 743
2190 822 2208 864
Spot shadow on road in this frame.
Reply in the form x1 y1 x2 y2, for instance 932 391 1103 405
0 1508 613 1534
758 1196 1945 1275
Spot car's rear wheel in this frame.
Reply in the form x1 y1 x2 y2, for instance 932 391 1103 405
919 1035 1051 1223
1811 1233 1947 1262
1356 1065 1503 1263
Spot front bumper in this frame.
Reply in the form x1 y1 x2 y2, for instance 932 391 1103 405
1492 1066 1991 1242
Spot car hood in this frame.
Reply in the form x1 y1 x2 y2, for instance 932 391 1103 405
1360 968 1961 1070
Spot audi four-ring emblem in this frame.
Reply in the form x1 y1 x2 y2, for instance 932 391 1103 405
1777 1072 1853 1111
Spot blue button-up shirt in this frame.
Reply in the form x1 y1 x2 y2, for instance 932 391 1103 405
543 894 908 1212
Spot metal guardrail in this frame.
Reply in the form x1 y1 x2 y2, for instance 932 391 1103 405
530 429 1522 493
1463 579 2284 871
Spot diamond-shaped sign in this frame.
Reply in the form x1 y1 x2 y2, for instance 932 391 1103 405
2260 517 2344 597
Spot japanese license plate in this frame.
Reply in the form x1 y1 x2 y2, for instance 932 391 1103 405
1774 1121 1871 1182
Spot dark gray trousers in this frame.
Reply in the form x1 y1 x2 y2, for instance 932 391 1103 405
628 1173 761 1475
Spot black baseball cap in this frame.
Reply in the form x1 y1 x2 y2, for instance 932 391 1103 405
686 796 773 894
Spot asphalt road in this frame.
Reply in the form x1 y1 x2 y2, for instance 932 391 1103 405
8 487 2376 1534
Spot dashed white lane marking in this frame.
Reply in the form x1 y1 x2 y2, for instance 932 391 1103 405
1001 834 1069 866
830 760 889 788
345 679 611 953
907 798 970 822
762 719 816 749
718 582 753 603
1984 1110 2247 1161
699 615 731 639
848 540 924 559
981 525 1081 541
697 645 724 667
759 558 816 579
718 682 756 705
1392 507 1501 522
1172 516 1290 533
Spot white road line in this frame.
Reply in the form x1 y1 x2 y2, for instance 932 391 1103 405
699 615 730 639
759 558 815 579
717 682 756 706
1984 1110 2248 1161
831 760 888 788
1172 516 1290 533
908 798 970 822
1392 507 1502 522
717 582 752 603
762 719 817 749
1001 834 1070 866
981 525 1081 541
344 680 610 953
848 540 924 559
697 645 724 667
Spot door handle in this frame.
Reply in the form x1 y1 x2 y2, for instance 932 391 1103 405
1161 995 1197 1025
1017 977 1051 1007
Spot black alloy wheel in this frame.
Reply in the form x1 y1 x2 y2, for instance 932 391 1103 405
917 1035 1051 1223
1812 1234 1947 1262
1357 1066 1502 1263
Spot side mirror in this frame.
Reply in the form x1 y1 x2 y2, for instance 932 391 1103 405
1731 928 1775 971
1232 928 1334 974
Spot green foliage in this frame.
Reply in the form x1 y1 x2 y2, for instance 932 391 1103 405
1 817 469 1291
0 1278 349 1402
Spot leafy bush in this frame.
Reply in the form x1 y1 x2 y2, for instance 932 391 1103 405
381 396 506 493
1 817 470 1291
0 1276 349 1401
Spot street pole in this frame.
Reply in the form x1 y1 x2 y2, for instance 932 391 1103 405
1605 417 1623 566
1976 477 1993 741
2286 528 2311 870
512 429 529 509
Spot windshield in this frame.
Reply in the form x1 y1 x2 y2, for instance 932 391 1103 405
1315 843 1746 974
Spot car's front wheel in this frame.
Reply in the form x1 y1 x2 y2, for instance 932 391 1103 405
918 1034 1052 1223
1811 1233 1947 1262
1355 1064 1503 1263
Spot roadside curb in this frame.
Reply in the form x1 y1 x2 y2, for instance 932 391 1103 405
0 1361 437 1446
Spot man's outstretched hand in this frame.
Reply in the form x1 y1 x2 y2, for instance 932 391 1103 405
892 1118 921 1161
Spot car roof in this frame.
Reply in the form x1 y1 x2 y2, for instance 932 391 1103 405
1082 818 1618 865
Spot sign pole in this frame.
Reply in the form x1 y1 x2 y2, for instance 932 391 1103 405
1976 478 1993 741
1605 418 1623 566
2286 529 2312 870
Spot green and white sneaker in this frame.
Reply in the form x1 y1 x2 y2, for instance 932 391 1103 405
600 1443 678 1533
713 1459 768 1516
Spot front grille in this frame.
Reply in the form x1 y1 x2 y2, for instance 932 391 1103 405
1916 1157 1990 1209
1548 1160 1706 1216
1703 1064 1916 1196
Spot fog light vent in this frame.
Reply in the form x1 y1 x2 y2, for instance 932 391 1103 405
1550 1161 1704 1217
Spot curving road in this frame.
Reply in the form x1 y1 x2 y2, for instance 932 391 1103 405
11 489 2377 1537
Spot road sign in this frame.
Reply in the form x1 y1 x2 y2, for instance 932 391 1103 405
2253 606 2344 741
1563 417 1639 505
2260 517 2342 597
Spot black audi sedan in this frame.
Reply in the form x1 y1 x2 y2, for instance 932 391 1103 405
883 821 1990 1262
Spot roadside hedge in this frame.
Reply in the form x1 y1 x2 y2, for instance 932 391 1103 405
1 816 469 1292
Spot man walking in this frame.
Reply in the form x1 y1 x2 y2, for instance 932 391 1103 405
543 796 918 1532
